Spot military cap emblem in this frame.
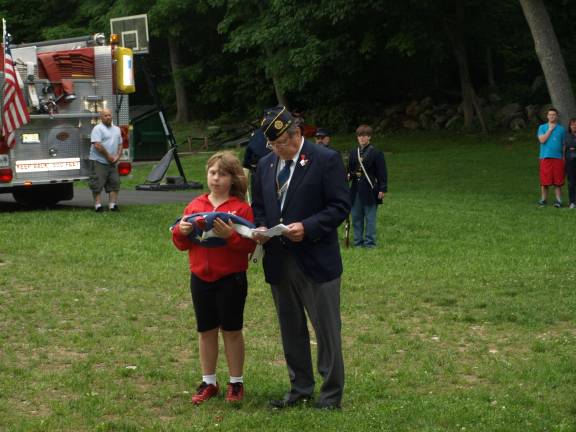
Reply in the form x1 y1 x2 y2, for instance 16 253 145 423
261 106 294 141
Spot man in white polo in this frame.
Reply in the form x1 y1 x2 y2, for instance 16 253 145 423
89 108 123 212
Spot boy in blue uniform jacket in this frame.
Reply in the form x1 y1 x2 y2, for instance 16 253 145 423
347 124 387 248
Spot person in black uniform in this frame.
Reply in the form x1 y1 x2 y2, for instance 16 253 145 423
347 124 387 248
242 126 270 200
564 118 576 209
251 106 350 410
315 128 332 148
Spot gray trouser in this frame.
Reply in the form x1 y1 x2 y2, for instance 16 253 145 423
271 253 344 406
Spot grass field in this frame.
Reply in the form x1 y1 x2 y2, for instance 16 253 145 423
1 131 575 431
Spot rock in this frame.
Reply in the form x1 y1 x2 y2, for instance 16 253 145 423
497 103 522 120
445 115 461 129
378 118 391 131
418 113 431 130
405 100 420 117
384 104 403 117
510 117 526 130
433 114 448 126
419 97 433 108
403 119 419 130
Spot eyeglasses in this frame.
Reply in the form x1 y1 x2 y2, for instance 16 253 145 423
266 136 291 150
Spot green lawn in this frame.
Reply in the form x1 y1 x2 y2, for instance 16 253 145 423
1 131 575 431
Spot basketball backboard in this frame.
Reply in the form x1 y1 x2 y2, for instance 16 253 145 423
110 14 149 54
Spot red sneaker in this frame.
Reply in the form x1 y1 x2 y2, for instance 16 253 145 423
225 382 244 402
191 382 219 405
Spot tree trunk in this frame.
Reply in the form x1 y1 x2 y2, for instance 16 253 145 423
485 46 496 89
262 45 288 107
444 3 488 133
272 75 288 108
256 3 288 108
168 37 189 123
519 0 576 125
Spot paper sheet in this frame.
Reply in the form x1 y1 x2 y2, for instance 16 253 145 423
252 224 289 238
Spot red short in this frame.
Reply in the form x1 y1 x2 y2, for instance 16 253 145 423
540 158 565 186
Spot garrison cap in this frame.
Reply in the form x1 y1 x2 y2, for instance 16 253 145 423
315 128 331 137
261 106 293 141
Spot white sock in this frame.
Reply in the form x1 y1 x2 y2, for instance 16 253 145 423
202 374 217 386
109 203 117 209
95 204 102 209
229 376 243 384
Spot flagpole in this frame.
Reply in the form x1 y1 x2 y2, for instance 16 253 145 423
1 18 6 136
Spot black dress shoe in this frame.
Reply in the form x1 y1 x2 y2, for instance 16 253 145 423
269 394 312 409
313 401 341 410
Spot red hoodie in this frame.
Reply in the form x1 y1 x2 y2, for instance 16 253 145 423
172 194 256 282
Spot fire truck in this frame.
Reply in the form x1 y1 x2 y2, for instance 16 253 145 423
0 33 135 205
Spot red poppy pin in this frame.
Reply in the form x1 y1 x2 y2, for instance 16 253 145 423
299 154 309 167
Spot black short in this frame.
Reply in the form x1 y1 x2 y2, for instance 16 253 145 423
190 272 248 332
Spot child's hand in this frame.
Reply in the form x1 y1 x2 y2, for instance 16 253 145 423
213 218 234 239
178 220 194 236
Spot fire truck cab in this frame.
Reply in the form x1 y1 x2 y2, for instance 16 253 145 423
0 33 134 205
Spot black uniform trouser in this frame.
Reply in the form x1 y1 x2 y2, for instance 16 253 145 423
566 157 576 204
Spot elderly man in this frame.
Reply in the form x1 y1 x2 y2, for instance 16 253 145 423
89 108 123 212
252 106 350 410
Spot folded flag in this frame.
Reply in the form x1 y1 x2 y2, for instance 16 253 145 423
171 211 255 248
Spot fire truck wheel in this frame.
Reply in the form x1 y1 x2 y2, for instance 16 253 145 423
12 183 74 206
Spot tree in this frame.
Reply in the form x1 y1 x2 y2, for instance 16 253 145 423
519 0 576 123
443 0 487 132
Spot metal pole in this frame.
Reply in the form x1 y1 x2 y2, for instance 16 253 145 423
141 55 188 183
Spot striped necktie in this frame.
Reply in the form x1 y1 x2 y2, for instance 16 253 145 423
276 160 293 203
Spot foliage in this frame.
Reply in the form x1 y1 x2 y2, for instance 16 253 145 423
2 0 576 127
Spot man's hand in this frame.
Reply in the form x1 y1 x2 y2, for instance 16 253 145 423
213 218 234 239
378 191 385 200
252 227 271 245
283 222 305 242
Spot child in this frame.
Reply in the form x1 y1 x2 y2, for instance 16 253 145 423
537 108 565 207
172 151 255 405
347 124 388 248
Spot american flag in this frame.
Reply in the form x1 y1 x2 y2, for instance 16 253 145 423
2 19 29 149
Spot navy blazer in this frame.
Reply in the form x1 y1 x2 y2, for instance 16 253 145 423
252 140 351 284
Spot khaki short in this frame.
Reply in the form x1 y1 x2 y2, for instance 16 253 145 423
89 160 120 193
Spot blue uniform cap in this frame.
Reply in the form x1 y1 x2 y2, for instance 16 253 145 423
261 106 294 141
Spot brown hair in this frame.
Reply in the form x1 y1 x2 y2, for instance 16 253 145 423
356 124 373 136
206 151 248 201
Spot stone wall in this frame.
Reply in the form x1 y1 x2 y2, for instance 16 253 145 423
374 96 554 132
